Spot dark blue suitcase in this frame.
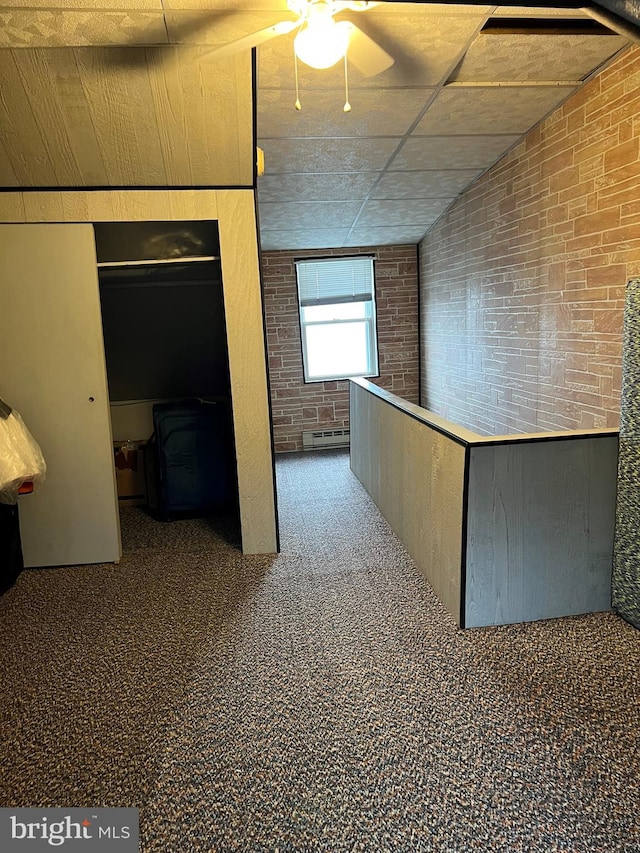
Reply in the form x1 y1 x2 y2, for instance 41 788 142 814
145 399 235 520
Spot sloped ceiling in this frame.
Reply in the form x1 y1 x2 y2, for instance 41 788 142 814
256 2 630 249
0 0 633 250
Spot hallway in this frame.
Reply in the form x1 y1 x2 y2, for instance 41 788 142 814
0 449 639 852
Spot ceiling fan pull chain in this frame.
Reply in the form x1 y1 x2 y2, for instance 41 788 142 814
294 49 302 110
343 50 351 113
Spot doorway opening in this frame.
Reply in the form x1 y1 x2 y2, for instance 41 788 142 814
95 220 241 554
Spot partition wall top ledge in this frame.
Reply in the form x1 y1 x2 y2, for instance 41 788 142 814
350 377 619 448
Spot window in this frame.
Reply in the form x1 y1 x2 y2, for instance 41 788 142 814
295 256 379 383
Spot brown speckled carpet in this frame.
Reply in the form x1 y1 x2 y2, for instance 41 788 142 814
1 449 639 852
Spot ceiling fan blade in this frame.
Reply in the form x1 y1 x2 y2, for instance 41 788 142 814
200 20 298 61
345 21 394 77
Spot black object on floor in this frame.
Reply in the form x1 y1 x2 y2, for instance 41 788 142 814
0 502 23 594
145 398 236 521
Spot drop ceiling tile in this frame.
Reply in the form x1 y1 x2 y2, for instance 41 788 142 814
257 172 379 203
164 10 293 44
260 229 351 251
258 9 489 89
260 137 400 174
357 198 453 228
345 226 427 246
391 135 520 171
450 33 628 83
371 169 482 199
0 11 168 46
343 5 491 88
414 85 577 136
259 201 362 230
258 88 435 139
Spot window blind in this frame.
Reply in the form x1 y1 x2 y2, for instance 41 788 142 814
296 256 374 306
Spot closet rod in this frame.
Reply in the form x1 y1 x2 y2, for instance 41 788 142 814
97 256 219 268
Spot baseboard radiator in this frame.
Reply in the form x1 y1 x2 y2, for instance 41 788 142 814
302 428 350 451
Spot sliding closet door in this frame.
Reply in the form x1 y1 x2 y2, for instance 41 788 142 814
0 224 121 567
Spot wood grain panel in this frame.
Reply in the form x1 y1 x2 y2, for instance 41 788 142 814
142 47 253 186
12 50 86 185
73 47 167 185
60 192 99 221
0 191 25 220
146 47 194 185
217 189 278 554
22 192 66 221
190 49 255 187
167 188 218 219
0 43 252 188
465 437 618 627
0 189 222 222
0 51 57 185
61 191 116 220
198 52 253 185
350 381 465 624
109 189 173 219
14 49 109 185
0 136 19 186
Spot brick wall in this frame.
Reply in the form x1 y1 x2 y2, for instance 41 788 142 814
419 45 640 436
262 244 419 452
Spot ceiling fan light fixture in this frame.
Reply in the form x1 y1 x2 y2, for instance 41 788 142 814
294 18 351 69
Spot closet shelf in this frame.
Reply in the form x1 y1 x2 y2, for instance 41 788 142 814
97 256 219 268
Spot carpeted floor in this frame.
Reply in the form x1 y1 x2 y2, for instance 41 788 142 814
1 448 639 852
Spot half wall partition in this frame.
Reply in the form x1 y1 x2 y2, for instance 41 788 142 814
350 378 619 629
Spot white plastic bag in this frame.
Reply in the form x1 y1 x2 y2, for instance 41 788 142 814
0 409 46 504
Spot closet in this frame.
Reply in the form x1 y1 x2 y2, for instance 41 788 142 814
96 220 237 521
0 219 239 568
0 190 279 561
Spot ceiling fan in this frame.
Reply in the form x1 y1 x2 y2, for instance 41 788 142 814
202 0 395 78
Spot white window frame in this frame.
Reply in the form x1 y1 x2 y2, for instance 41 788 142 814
295 255 379 383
